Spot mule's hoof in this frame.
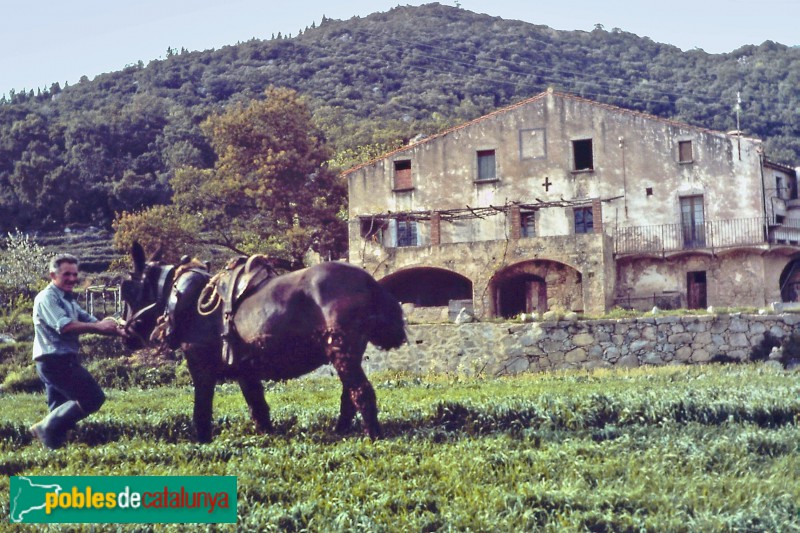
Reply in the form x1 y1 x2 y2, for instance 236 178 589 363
334 421 353 434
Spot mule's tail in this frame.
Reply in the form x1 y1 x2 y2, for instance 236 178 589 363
368 284 407 350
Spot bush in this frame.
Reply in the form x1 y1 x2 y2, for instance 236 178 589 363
0 297 34 341
81 335 129 362
0 365 42 393
175 358 193 387
86 357 179 390
0 341 32 366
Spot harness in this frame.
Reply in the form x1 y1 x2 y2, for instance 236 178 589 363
197 255 277 365
150 260 209 348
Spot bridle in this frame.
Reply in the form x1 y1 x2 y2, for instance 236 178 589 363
123 263 175 345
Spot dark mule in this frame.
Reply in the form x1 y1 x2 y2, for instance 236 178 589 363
121 243 406 442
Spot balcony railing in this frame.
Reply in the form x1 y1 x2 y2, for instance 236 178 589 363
614 217 800 256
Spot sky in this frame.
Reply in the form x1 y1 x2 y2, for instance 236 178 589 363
2 0 798 98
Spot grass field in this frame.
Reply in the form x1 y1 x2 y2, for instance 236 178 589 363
1 365 799 531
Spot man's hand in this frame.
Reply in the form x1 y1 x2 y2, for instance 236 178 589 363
61 317 130 337
96 318 129 338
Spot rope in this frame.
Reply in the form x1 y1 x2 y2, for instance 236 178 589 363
197 271 223 316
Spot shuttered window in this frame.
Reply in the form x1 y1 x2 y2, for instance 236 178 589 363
476 150 496 181
679 141 693 163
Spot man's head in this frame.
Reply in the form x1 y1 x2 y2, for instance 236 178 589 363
49 253 80 292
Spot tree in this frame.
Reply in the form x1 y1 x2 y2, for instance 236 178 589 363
119 86 347 265
172 86 346 264
112 205 204 264
0 230 50 305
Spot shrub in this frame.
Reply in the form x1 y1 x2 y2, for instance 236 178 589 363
87 357 179 390
0 365 42 393
0 304 34 342
81 335 129 362
0 341 33 366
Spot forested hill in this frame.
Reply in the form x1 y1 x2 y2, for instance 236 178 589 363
2 2 799 232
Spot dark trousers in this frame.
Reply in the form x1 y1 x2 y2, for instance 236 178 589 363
34 354 105 447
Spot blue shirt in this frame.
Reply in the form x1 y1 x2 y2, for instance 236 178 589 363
32 283 97 360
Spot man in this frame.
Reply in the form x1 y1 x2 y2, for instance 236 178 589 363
30 253 127 450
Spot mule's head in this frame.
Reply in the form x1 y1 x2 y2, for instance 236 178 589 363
120 242 172 348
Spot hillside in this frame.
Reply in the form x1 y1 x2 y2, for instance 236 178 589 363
1 2 799 233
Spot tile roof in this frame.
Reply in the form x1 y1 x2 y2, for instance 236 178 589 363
341 90 758 177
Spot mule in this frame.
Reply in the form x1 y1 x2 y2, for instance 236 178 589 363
121 243 406 442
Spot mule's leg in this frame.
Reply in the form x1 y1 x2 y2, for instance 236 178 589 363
237 376 272 433
334 386 357 434
191 374 216 443
330 355 381 440
186 354 217 443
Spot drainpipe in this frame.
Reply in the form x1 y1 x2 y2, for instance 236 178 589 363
619 136 628 218
758 146 768 242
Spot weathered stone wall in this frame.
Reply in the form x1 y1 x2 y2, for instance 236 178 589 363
353 313 799 376
616 251 778 310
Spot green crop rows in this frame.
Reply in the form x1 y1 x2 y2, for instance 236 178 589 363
1 365 799 531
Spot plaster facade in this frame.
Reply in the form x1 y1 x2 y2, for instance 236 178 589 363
345 90 800 318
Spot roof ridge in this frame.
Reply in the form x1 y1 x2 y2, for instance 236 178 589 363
340 92 549 176
340 90 753 176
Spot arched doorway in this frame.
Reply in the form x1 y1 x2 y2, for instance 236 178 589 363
779 258 800 302
495 274 547 318
380 267 473 306
490 260 583 318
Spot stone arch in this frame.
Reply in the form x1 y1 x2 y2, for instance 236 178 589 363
379 267 473 307
490 259 583 318
779 256 800 302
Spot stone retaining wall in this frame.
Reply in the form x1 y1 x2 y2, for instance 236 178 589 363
357 313 799 375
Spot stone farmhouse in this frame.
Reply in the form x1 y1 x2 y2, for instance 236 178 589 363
344 89 800 318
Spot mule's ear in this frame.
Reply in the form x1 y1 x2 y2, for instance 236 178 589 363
150 245 163 263
131 242 146 274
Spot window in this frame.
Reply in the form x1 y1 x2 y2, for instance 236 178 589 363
680 195 705 248
393 160 412 190
360 217 387 243
396 220 418 247
574 207 593 234
520 211 536 237
678 140 693 163
776 176 785 199
476 150 496 181
572 139 593 171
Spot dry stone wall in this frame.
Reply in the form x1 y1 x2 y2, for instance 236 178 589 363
354 313 800 376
